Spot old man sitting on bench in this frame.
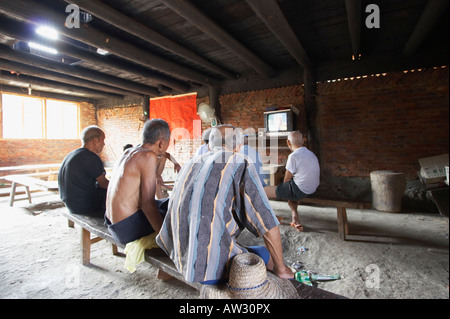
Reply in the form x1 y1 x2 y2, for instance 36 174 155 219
156 124 293 285
264 131 320 232
105 119 170 246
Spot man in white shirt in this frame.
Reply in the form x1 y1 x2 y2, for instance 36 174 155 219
265 131 320 231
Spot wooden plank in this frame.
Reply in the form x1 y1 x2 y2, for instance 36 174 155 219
336 207 348 241
144 248 202 291
62 210 125 265
299 196 371 241
0 16 190 93
299 197 371 209
5 175 58 191
62 210 123 248
82 228 92 266
1 71 122 100
246 0 313 69
160 0 275 79
403 0 449 56
344 0 362 59
0 47 148 97
61 210 198 289
5 174 59 206
68 0 237 80
0 0 218 86
290 280 348 299
0 163 60 172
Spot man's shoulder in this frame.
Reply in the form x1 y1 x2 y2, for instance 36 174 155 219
65 148 98 162
126 148 159 166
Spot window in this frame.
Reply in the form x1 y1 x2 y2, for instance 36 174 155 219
46 100 79 139
1 93 79 139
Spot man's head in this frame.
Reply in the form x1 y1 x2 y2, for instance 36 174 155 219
287 131 304 150
81 125 105 154
209 124 241 152
202 128 212 144
142 119 171 155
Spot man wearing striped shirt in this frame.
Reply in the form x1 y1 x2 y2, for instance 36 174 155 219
156 124 293 284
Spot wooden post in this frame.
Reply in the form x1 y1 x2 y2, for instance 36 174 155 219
143 95 150 121
337 207 349 241
81 228 91 265
209 85 221 123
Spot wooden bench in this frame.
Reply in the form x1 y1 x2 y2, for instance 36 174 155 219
298 197 372 241
61 209 202 290
61 209 347 298
5 173 59 207
62 210 124 265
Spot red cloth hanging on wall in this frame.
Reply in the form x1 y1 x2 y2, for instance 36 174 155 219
149 93 201 140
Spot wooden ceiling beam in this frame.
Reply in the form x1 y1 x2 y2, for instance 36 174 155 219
403 0 449 56
0 46 146 97
160 0 276 79
245 0 313 70
344 0 362 60
0 71 123 100
64 0 238 80
0 0 218 86
0 84 93 103
0 16 189 93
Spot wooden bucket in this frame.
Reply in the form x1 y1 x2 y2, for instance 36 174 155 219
370 170 406 213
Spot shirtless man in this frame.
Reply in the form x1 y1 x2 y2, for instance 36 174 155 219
105 119 171 246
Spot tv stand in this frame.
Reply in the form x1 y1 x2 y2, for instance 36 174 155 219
265 131 291 137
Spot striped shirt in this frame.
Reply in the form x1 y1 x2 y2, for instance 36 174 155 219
156 149 279 283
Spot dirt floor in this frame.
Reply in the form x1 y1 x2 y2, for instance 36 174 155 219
0 191 448 299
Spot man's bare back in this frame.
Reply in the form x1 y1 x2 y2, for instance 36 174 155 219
106 146 160 226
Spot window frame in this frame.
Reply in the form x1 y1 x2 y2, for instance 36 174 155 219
0 92 80 140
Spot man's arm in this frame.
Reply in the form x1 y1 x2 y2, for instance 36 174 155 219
283 169 293 183
140 153 164 233
165 152 181 173
96 174 109 189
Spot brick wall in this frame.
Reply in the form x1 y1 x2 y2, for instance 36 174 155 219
218 67 448 201
97 104 203 168
316 67 449 180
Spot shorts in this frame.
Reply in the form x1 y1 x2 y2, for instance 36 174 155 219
275 179 312 201
201 246 270 285
105 198 169 245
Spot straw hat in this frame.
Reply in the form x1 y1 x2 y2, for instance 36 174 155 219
200 253 299 299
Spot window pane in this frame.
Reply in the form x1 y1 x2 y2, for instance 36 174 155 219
2 94 79 140
23 97 43 139
2 95 23 138
2 94 43 139
46 100 78 139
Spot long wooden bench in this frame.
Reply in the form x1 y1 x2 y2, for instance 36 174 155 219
61 209 202 290
5 173 59 207
299 197 372 241
62 210 123 265
61 209 346 298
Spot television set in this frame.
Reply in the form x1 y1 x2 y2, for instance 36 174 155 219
264 108 297 136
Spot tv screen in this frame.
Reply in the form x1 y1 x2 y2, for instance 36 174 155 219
264 109 296 134
267 112 288 132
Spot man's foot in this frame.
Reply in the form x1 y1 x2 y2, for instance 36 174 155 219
157 269 173 281
290 222 304 232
